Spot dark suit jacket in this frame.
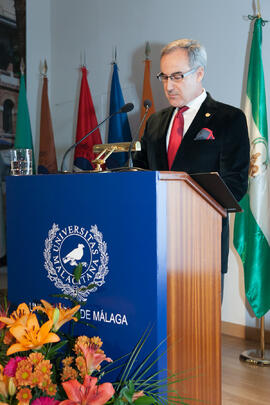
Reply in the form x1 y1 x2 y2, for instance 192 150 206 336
133 93 250 273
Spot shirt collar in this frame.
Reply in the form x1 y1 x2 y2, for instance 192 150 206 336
186 88 207 110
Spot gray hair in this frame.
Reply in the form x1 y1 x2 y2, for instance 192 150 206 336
161 39 207 71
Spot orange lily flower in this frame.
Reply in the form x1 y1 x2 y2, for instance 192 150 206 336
0 365 9 399
60 375 114 405
7 314 60 356
33 300 80 331
76 343 112 375
0 302 10 330
0 365 16 400
0 303 30 329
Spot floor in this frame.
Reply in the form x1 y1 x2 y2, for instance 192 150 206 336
222 334 270 405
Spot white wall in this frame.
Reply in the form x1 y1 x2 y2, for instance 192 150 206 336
26 0 52 162
26 0 270 329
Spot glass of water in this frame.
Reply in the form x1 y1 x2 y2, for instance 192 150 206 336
10 149 33 175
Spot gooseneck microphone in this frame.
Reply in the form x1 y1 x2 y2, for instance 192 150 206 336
127 99 152 168
61 102 134 172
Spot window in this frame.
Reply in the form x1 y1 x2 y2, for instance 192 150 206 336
3 99 14 133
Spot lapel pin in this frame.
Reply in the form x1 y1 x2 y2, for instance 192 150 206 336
205 113 211 117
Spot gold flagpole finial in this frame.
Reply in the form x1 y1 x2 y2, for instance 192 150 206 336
20 58 25 75
145 41 151 60
257 0 261 18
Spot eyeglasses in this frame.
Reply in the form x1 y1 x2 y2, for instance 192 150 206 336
156 68 197 83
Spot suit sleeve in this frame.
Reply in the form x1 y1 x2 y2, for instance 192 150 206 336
219 110 250 201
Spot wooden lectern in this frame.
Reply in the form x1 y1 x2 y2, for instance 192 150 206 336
6 171 225 404
161 172 224 404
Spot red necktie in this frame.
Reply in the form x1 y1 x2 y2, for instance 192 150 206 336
167 106 189 169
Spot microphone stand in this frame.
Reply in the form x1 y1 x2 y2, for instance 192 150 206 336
60 103 134 173
127 105 150 169
60 112 116 173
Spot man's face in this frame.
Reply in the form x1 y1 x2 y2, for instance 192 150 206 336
160 48 204 107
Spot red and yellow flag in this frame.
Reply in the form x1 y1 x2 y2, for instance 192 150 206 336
38 71 58 174
74 66 102 170
139 59 155 139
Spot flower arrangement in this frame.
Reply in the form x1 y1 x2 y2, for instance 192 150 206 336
0 299 189 405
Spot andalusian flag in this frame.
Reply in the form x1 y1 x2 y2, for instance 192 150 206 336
234 17 270 318
14 73 35 172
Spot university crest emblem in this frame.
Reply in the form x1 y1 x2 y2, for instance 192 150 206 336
44 223 109 301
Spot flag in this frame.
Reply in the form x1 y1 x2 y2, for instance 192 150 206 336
233 17 270 318
74 66 102 170
107 62 132 168
139 58 155 139
14 73 35 173
38 74 58 173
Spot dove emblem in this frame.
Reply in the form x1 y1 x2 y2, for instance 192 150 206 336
63 243 85 266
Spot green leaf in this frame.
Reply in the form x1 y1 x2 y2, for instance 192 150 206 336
78 283 97 292
117 326 153 390
112 399 123 405
121 382 135 402
74 263 83 282
134 395 156 404
45 340 68 359
51 293 83 307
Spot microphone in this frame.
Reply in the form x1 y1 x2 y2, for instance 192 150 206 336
61 102 134 172
143 99 152 109
119 103 134 113
127 99 152 168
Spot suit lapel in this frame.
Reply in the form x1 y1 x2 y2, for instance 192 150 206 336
182 93 217 142
170 93 218 170
172 93 217 170
158 107 175 169
158 94 219 170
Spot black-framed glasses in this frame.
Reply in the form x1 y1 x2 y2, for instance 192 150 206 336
156 67 197 83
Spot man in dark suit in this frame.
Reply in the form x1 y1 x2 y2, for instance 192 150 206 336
133 39 250 284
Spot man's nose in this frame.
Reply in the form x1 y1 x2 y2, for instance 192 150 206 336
165 77 175 92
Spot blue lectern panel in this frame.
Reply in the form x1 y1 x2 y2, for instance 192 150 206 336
6 172 167 375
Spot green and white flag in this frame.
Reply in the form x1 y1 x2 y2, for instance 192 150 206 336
14 72 35 172
234 17 270 318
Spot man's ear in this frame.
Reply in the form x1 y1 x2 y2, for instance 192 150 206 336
196 66 205 82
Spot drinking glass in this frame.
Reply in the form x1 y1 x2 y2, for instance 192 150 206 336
10 149 33 175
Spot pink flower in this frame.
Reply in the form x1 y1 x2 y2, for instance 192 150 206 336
77 343 112 375
31 397 60 405
4 356 26 377
60 375 114 405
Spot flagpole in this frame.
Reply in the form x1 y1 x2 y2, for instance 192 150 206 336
234 7 270 367
260 316 265 358
257 0 261 18
240 315 270 366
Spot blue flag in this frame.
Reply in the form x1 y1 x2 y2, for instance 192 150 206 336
107 63 131 168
